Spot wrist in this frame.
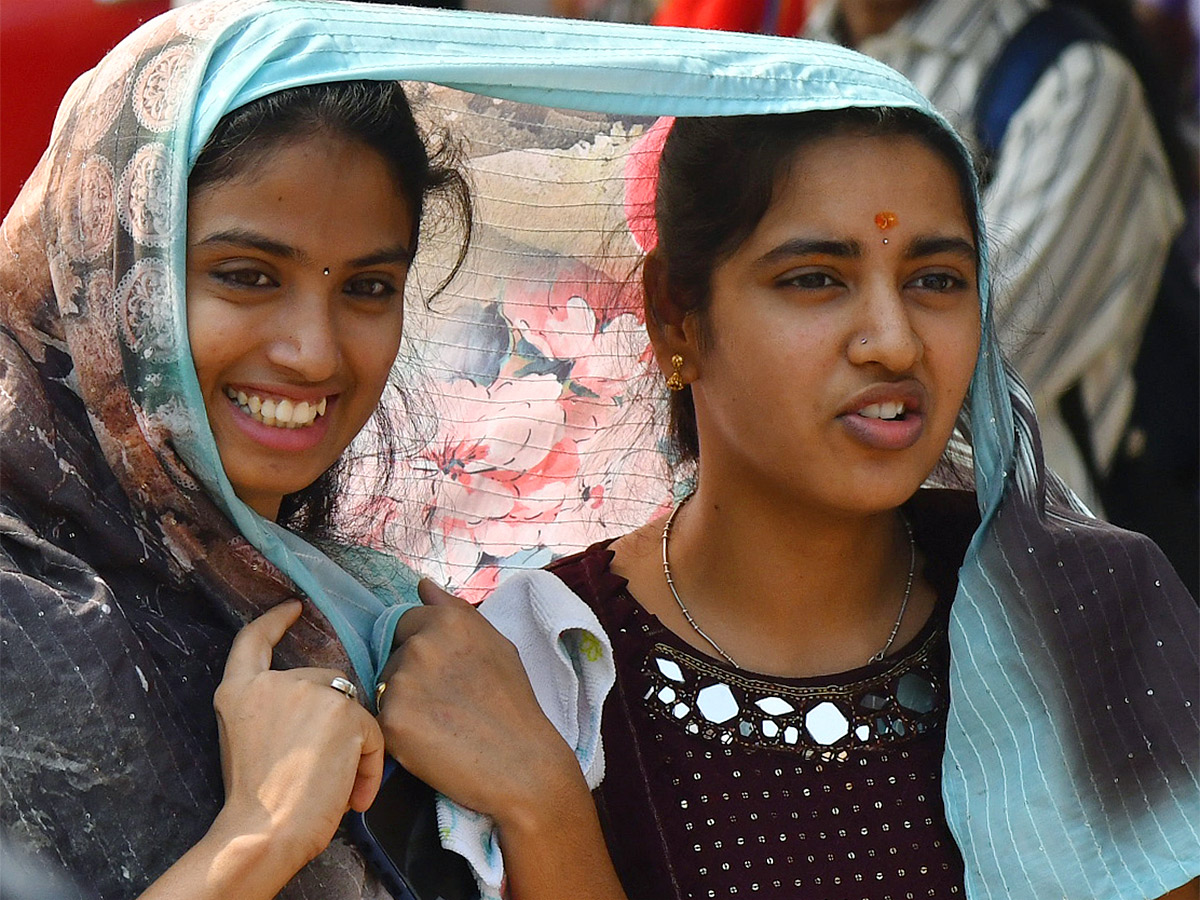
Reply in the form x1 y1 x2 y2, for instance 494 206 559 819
134 807 314 900
491 741 590 837
493 766 627 900
203 802 317 881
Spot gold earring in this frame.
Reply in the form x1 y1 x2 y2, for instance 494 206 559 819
665 353 685 392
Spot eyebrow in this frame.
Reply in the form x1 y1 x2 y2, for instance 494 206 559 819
190 228 414 268
755 234 976 267
349 244 414 268
904 235 977 261
756 238 862 266
191 228 303 260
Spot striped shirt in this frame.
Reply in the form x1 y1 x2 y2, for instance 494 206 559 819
807 0 1184 510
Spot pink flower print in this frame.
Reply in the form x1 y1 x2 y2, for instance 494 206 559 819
572 402 676 535
502 291 649 413
499 281 671 538
421 374 580 554
458 563 501 605
624 116 674 253
457 438 579 558
498 252 642 336
561 312 653 431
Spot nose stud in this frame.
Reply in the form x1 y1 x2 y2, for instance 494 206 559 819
860 337 869 345
322 268 330 276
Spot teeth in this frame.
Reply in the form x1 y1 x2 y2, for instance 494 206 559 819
859 401 906 420
224 387 327 429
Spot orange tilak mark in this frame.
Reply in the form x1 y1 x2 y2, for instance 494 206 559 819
874 211 898 230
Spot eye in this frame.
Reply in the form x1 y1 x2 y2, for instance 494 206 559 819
214 267 275 288
909 272 969 292
779 271 840 290
345 276 400 300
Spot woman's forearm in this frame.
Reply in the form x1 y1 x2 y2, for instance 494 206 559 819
496 765 628 900
135 809 309 900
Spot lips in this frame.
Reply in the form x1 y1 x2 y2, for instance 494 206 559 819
220 384 336 453
838 382 926 451
224 386 328 429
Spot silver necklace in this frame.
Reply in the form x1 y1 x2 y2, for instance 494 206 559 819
660 496 917 668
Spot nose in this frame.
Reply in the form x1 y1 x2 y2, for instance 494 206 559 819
265 289 340 382
847 280 923 372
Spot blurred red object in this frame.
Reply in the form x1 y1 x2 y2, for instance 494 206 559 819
652 0 807 35
2 0 169 215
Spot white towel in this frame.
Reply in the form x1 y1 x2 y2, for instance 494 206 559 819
434 568 616 900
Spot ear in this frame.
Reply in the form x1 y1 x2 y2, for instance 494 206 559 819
643 250 701 381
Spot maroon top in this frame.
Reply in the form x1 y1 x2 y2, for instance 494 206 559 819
546 489 979 900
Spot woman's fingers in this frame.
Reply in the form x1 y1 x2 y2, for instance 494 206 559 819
391 580 474 648
416 577 473 608
222 599 302 682
376 594 582 822
213 603 386 866
347 721 386 813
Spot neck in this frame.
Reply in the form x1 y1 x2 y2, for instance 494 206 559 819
835 0 923 45
662 479 921 677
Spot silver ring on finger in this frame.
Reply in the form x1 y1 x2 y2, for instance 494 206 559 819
329 675 358 701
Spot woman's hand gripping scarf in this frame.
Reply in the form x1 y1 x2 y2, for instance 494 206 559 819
0 1 1195 898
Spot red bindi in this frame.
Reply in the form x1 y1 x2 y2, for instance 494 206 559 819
874 211 898 230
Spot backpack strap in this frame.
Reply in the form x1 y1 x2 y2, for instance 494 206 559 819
973 4 1113 173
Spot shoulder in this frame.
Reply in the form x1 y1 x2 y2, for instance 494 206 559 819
545 538 625 605
1008 37 1156 139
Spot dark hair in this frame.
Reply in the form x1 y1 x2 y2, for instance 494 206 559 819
652 107 981 462
188 79 472 541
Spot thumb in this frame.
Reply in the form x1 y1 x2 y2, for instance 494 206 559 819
223 599 303 682
416 577 473 608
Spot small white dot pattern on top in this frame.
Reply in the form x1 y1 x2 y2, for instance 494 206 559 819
551 530 968 900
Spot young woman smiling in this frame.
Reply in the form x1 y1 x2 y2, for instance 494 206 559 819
0 20 470 898
186 130 416 522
